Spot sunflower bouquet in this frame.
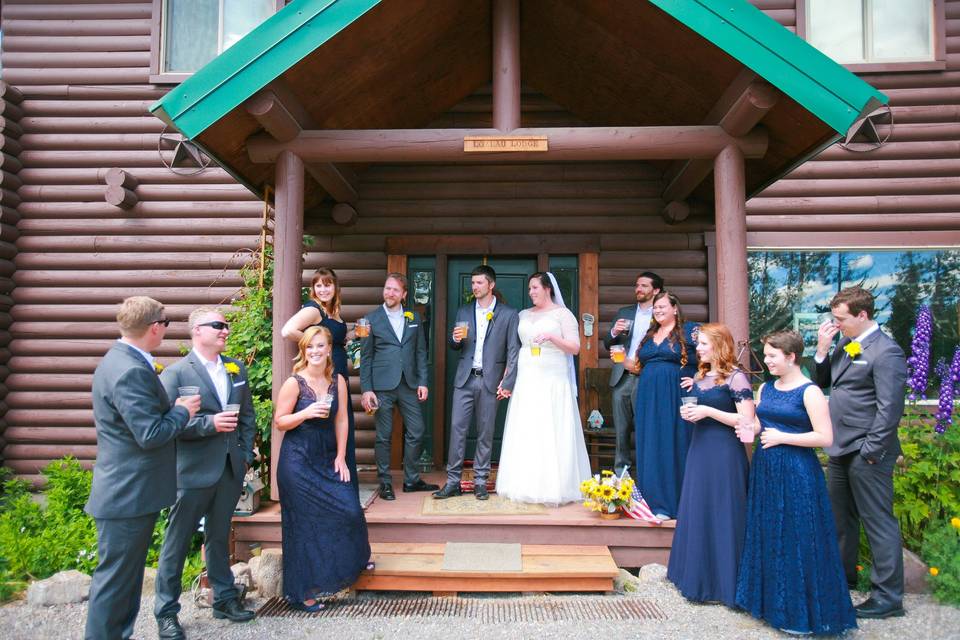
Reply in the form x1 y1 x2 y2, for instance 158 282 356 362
580 470 634 515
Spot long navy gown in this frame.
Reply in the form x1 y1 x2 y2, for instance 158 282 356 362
304 300 358 492
278 374 370 603
668 370 751 607
735 382 857 636
633 321 699 518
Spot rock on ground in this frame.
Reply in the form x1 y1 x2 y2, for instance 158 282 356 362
26 570 91 606
255 549 283 599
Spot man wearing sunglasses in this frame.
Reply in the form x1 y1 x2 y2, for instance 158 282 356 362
85 297 201 640
153 308 257 638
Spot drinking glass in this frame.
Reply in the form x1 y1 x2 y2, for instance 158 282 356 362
178 386 200 398
318 393 334 419
610 345 625 363
356 318 370 338
224 403 240 414
455 321 469 340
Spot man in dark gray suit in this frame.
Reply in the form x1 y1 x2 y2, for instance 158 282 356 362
153 308 256 638
433 265 520 501
360 272 438 500
601 271 662 475
84 297 200 640
815 286 907 619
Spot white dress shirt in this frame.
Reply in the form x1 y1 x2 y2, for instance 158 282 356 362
472 298 497 370
627 304 654 358
384 304 405 342
194 349 229 408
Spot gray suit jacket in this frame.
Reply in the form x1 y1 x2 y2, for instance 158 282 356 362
815 328 906 462
359 306 428 392
159 352 256 489
85 342 190 519
602 304 641 387
449 301 520 394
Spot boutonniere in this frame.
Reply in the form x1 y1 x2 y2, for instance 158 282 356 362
403 311 414 323
154 362 164 374
224 362 240 376
843 341 862 359
485 311 494 322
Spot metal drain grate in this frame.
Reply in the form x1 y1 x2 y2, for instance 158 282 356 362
257 595 666 621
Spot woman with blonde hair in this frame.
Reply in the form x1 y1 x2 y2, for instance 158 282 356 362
668 323 754 607
282 268 357 491
274 325 371 612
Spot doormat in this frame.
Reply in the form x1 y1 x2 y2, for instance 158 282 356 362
420 494 547 516
442 542 522 572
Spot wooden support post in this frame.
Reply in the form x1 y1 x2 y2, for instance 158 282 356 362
432 254 448 469
270 150 305 501
492 0 520 132
713 146 749 366
578 253 599 425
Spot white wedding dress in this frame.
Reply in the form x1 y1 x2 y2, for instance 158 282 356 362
496 306 592 505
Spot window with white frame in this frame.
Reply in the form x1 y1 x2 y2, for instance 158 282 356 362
806 0 936 65
159 0 277 75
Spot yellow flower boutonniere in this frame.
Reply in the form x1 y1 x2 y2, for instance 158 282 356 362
154 362 164 374
843 341 862 359
485 311 494 321
224 362 240 376
403 311 414 322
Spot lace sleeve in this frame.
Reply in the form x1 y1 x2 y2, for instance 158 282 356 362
728 370 754 403
558 307 579 341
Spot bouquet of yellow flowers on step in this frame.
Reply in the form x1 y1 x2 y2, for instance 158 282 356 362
580 470 634 515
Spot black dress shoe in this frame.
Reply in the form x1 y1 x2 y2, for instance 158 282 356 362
378 484 396 500
403 479 440 492
854 597 905 619
157 616 186 640
212 598 256 622
432 483 462 499
474 484 489 500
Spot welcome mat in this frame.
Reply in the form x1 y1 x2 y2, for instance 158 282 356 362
441 542 522 572
420 494 548 516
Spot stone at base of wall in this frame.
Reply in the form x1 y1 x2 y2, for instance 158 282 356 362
637 563 667 584
903 548 931 594
27 570 91 606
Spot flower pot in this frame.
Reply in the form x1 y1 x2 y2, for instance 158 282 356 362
599 510 621 520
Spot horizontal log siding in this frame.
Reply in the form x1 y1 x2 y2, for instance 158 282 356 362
747 0 960 246
0 1 263 485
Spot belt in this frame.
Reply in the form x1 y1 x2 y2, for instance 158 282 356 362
471 368 484 377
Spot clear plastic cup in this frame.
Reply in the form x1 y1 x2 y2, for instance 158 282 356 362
355 318 370 338
610 344 625 363
178 386 200 397
318 393 334 418
224 403 240 414
455 321 469 340
737 417 755 443
680 396 698 406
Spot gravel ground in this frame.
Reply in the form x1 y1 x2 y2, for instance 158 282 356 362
2 577 958 640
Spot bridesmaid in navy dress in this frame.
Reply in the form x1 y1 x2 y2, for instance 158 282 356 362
282 268 358 492
274 326 371 612
669 323 753 607
632 291 698 519
736 330 856 635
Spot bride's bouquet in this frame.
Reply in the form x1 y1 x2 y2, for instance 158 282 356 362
580 470 634 515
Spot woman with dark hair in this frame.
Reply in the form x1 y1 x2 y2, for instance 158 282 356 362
632 290 699 520
274 326 372 612
735 330 856 636
496 272 591 505
668 323 753 607
281 268 357 491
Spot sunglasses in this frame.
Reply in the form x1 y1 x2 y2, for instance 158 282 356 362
197 321 229 331
152 319 171 327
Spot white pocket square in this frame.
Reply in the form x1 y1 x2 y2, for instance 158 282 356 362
232 379 247 387
851 360 869 366
409 324 419 328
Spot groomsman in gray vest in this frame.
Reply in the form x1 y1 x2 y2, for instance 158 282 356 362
84 297 200 640
360 273 439 500
815 286 907 619
433 265 520 500
601 271 662 475
153 308 256 638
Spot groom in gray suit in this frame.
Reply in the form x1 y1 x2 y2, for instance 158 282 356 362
815 286 907 619
360 273 438 500
85 297 199 640
153 308 256 638
433 265 520 500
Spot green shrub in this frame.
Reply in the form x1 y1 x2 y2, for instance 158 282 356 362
921 516 960 605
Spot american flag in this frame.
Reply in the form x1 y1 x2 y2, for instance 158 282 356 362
620 470 661 525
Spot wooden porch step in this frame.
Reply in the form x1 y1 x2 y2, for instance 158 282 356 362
354 542 619 595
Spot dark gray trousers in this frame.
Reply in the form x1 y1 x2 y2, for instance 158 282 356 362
446 374 498 486
85 512 157 640
374 381 426 486
611 373 638 475
154 458 242 618
828 450 904 606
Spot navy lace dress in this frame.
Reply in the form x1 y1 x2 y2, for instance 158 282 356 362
304 300 358 492
277 374 371 602
668 370 751 607
632 321 699 517
735 382 857 635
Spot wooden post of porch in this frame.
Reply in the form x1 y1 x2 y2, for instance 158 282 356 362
270 150 305 501
492 0 521 132
713 145 749 366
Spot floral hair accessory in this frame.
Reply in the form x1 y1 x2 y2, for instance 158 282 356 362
403 311 414 322
843 341 862 359
154 362 165 374
224 362 240 375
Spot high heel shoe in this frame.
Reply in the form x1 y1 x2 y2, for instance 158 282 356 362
288 599 325 613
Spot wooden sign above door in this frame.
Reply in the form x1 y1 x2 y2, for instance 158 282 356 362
463 136 549 152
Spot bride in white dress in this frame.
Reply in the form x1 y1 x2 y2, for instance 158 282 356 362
496 272 592 505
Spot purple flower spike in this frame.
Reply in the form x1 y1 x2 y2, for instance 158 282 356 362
907 305 933 400
935 346 960 433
